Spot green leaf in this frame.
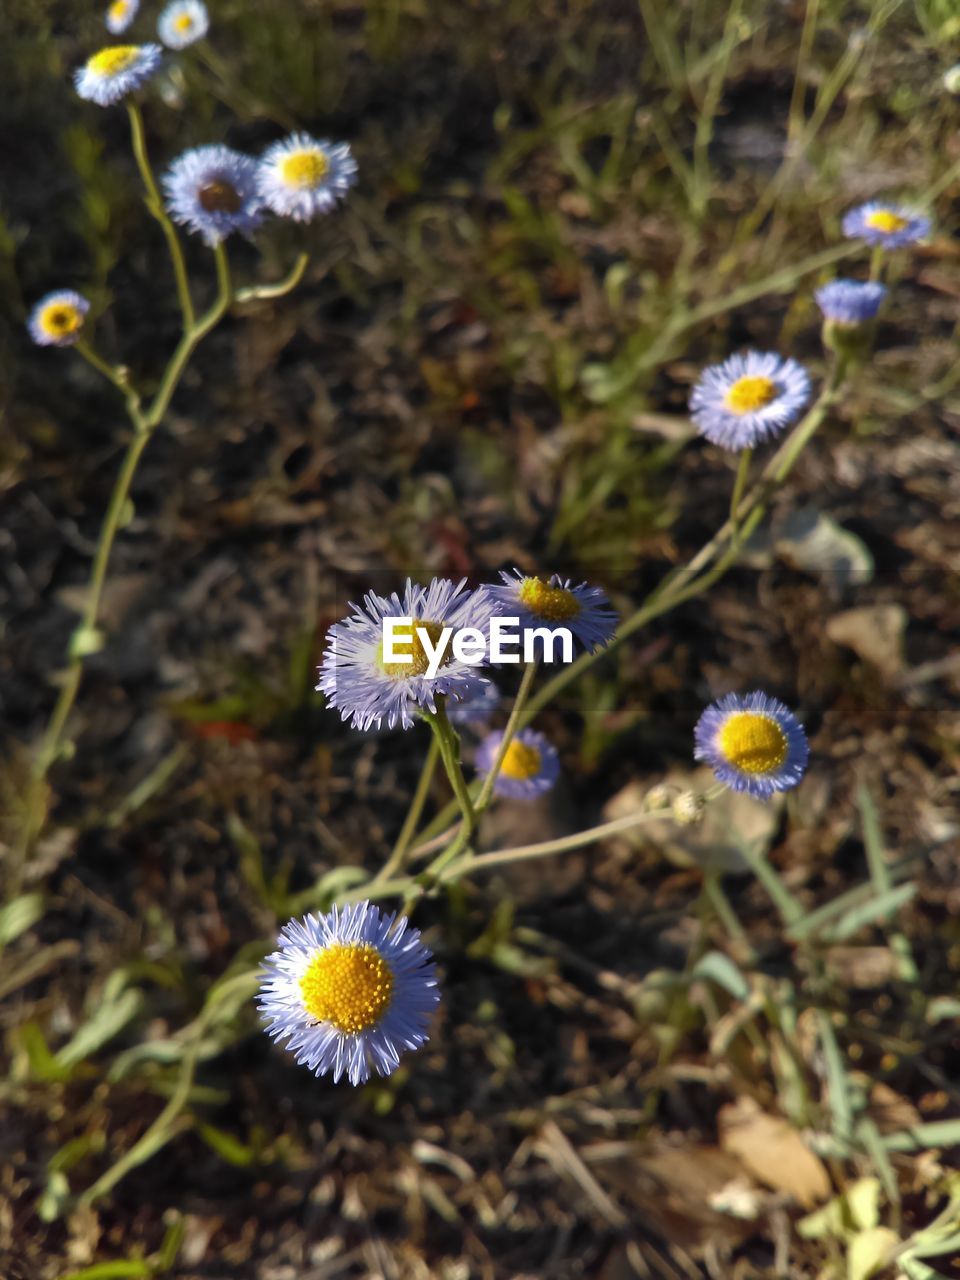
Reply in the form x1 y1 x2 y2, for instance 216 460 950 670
56 985 143 1068
59 1263 154 1280
197 1123 256 1168
823 882 917 943
690 950 750 1001
847 1226 898 1280
0 893 45 944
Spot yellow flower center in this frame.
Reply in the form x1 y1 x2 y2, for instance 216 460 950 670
300 942 394 1034
108 0 129 21
500 738 543 781
518 577 581 622
865 209 909 235
718 712 788 776
199 178 242 213
89 45 141 76
378 619 446 678
280 150 330 189
174 12 194 32
725 375 777 415
40 304 83 338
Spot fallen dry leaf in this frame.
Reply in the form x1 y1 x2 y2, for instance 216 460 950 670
718 1097 831 1208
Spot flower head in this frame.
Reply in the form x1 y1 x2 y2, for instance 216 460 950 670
475 727 560 800
488 570 618 656
28 291 91 347
841 201 930 249
446 680 501 727
689 351 812 451
157 0 208 48
74 43 162 105
944 65 960 96
163 145 263 245
317 578 495 732
815 279 887 325
259 902 440 1086
257 133 357 222
694 690 809 798
106 0 139 35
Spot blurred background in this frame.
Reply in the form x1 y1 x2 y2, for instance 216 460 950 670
2 0 960 1275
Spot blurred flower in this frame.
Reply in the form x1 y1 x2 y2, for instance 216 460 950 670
317 578 495 732
689 351 811 450
259 902 440 1086
157 0 208 48
815 279 887 325
28 290 90 347
446 680 501 727
944 65 960 95
694 690 808 798
489 570 618 656
475 727 560 799
672 790 705 825
163 145 263 245
842 201 930 248
74 43 162 105
257 133 357 222
106 0 139 34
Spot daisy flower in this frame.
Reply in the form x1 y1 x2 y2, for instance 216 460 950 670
257 133 357 222
74 44 162 105
475 727 560 800
163 145 263 245
841 201 930 249
317 578 495 732
259 902 440 1086
28 291 90 347
814 279 887 326
694 690 809 799
106 0 139 35
689 351 812 451
157 0 209 48
446 680 501 727
488 570 618 656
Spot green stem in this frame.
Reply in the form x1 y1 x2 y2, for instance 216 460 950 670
474 662 539 813
372 735 440 886
127 101 195 330
234 253 309 304
418 704 476 882
728 446 752 533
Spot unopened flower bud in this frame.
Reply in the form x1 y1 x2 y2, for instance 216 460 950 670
644 783 673 812
672 791 705 826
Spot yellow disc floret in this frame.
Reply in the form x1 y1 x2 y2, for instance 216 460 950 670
725 375 777 415
280 150 330 189
40 303 83 339
300 942 394 1034
500 738 543 781
174 12 194 32
378 619 447 678
718 711 788 775
865 209 909 235
518 577 581 622
108 0 130 22
89 45 142 76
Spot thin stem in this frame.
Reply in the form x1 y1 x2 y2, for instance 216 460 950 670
728 446 752 534
786 0 820 149
418 705 476 883
372 735 440 886
126 101 195 330
690 0 743 218
235 253 309 304
474 662 539 813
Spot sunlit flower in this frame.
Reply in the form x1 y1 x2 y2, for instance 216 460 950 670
689 351 812 451
259 902 440 1086
257 133 357 222
28 291 91 347
475 727 560 800
317 578 495 732
944 65 960 96
446 680 501 727
163 145 263 245
815 279 887 325
157 0 208 48
694 690 808 798
841 201 930 248
489 570 617 656
106 0 139 35
74 43 162 105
